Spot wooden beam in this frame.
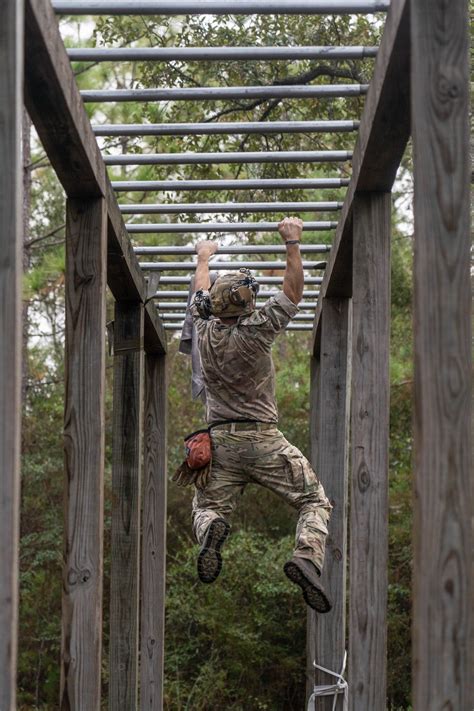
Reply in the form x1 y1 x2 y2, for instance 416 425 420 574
0 1 23 709
411 0 472 708
306 354 321 703
141 354 168 711
312 0 409 352
349 192 390 710
109 301 145 711
23 0 167 353
24 0 105 198
314 297 351 710
62 197 107 710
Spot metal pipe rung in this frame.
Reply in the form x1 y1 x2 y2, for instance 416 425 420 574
82 84 368 102
68 46 378 61
113 178 349 192
53 1 390 16
139 260 326 270
105 150 352 166
128 222 337 234
93 120 359 136
120 202 343 214
134 245 330 255
157 275 323 284
154 289 320 298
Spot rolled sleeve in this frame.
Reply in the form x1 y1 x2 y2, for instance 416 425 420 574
243 290 299 335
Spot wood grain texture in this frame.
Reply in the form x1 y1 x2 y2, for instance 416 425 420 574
24 0 105 197
62 198 107 710
0 2 23 709
307 354 321 703
312 0 409 353
411 0 472 708
141 355 168 711
23 0 167 353
315 298 351 711
109 301 145 711
349 192 391 711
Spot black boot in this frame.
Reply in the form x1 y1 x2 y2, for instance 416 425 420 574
197 518 230 584
284 557 332 613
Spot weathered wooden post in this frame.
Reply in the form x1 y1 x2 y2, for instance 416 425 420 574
62 198 107 710
349 192 391 710
314 298 351 710
141 352 168 711
0 1 23 709
109 301 145 710
411 0 472 707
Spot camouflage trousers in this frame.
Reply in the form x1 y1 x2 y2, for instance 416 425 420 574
192 426 332 572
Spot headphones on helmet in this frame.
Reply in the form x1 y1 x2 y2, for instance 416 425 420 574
194 269 260 319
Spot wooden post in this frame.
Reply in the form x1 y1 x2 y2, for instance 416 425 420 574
307 353 321 701
349 192 391 711
109 301 145 711
315 297 351 710
0 1 23 709
62 198 107 710
141 354 168 711
411 0 472 708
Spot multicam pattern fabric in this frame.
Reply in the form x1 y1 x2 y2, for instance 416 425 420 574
190 290 299 425
192 428 332 572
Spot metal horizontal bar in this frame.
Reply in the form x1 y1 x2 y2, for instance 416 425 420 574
68 46 378 62
120 202 343 214
140 260 326 270
53 1 391 16
158 275 322 283
161 311 315 319
163 323 314 330
156 301 318 309
105 150 352 166
134 244 330 254
127 221 337 233
93 120 359 136
113 178 349 192
154 289 320 298
82 84 368 102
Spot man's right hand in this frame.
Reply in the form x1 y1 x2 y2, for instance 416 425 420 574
196 240 218 259
278 217 303 243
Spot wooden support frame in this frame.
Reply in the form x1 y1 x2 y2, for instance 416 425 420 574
141 354 168 710
109 301 145 710
23 0 166 354
349 192 391 710
314 298 351 710
62 197 107 710
411 0 472 707
0 1 23 709
307 354 322 702
312 0 410 353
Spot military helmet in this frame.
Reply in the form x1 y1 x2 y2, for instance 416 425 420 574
210 268 259 318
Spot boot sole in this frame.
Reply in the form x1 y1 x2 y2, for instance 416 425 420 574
283 560 332 613
197 518 230 584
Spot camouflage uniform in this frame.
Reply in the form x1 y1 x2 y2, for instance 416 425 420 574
190 289 332 572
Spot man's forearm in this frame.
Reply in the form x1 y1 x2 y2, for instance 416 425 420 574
195 255 211 291
283 243 304 304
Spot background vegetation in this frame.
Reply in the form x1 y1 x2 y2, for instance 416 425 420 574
18 9 414 709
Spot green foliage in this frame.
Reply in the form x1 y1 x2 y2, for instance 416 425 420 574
164 532 306 710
